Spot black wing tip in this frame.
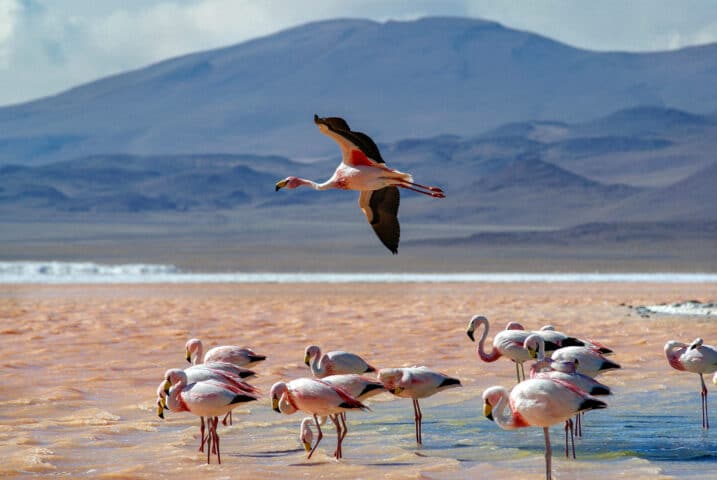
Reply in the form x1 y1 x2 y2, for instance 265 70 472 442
360 383 385 396
579 398 607 412
232 394 258 404
561 337 586 348
239 370 257 378
600 359 621 370
439 377 462 388
591 385 612 396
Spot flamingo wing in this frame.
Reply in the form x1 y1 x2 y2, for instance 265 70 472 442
359 187 400 254
314 114 385 167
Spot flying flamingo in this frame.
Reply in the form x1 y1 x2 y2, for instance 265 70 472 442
378 366 461 446
274 114 445 254
304 345 376 378
525 334 612 457
163 374 258 464
482 378 607 480
270 377 368 459
185 338 267 367
466 315 561 382
665 337 717 428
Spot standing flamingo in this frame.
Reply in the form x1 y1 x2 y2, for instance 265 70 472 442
550 346 621 378
466 315 561 382
185 338 266 367
525 334 612 457
482 378 607 480
274 115 445 254
163 368 259 452
270 377 368 459
304 345 376 378
378 366 461 446
665 338 717 428
163 375 258 464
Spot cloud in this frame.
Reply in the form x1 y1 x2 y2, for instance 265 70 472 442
0 0 20 67
1 0 716 106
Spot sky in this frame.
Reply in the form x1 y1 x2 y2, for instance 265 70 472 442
1 0 716 107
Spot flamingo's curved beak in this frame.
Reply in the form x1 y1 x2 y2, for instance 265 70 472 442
466 329 475 342
185 350 192 363
302 440 312 452
303 354 311 366
527 347 537 359
483 401 494 421
391 387 404 395
271 396 281 413
275 179 289 191
157 402 165 419
162 379 171 394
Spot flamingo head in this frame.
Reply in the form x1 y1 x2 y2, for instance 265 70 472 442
163 368 186 393
299 417 314 452
270 382 288 413
304 345 320 366
377 368 405 395
185 338 202 364
482 386 508 421
689 338 704 350
505 321 525 330
524 334 544 359
466 315 488 342
275 176 304 191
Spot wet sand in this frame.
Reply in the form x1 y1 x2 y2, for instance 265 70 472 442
1 282 717 479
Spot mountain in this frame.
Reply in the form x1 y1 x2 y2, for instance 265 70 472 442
1 17 717 165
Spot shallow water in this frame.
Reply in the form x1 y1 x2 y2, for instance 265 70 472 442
1 282 716 479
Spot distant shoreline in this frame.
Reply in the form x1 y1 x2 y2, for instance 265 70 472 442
2 261 717 284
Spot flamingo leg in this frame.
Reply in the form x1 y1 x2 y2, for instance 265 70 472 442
543 426 552 480
575 412 582 437
307 414 324 459
401 179 444 193
397 183 445 198
213 417 221 464
520 362 526 382
199 416 206 452
700 373 709 429
222 410 233 426
330 414 343 459
514 362 521 383
413 398 423 446
205 420 212 464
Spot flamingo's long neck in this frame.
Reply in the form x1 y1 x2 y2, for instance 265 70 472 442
491 391 519 429
665 343 687 371
168 379 190 413
477 321 501 362
310 350 326 377
193 342 204 365
296 178 334 191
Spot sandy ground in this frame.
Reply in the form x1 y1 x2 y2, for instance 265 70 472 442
1 282 716 479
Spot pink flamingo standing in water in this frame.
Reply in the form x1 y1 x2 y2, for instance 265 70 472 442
270 377 368 459
304 345 376 378
378 366 461 446
275 115 445 254
162 372 259 464
482 378 607 480
665 338 717 428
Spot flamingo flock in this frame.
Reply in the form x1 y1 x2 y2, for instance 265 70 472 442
153 315 716 480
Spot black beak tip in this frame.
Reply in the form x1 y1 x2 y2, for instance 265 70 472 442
314 114 320 123
275 185 280 192
467 331 475 342
273 406 281 413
